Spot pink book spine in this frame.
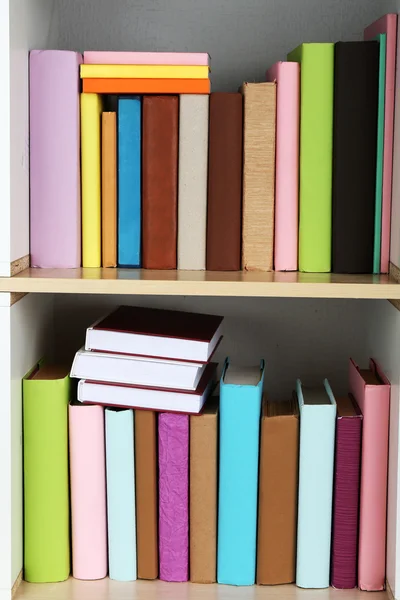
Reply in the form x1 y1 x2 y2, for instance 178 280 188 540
158 413 189 582
29 50 82 268
69 404 108 580
83 51 210 66
266 62 299 272
349 358 390 591
365 14 398 273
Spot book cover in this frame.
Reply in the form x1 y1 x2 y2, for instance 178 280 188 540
23 364 70 583
81 64 209 79
135 410 158 579
102 112 117 268
105 408 137 581
257 396 299 585
331 42 379 274
365 15 398 273
118 98 141 267
83 78 211 95
30 50 82 268
391 19 400 269
331 395 362 589
287 43 334 273
190 398 218 583
206 93 243 271
142 96 178 269
218 360 264 585
83 51 210 65
178 95 209 270
266 62 299 272
159 413 189 582
81 93 103 268
242 82 276 272
69 403 107 580
296 379 336 588
349 358 390 591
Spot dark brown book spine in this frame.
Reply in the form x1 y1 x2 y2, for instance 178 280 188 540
142 96 178 269
206 93 243 271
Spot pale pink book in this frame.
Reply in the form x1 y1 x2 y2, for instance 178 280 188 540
365 14 398 273
83 51 210 65
349 358 390 591
69 403 108 580
266 62 299 271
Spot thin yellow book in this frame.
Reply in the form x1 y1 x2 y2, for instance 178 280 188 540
81 93 103 268
80 64 209 79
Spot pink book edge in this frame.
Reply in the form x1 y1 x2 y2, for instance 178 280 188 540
83 51 210 66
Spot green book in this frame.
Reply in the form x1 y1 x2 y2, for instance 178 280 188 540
23 363 71 583
373 34 386 274
288 43 334 272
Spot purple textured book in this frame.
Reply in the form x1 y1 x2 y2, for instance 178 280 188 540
158 413 189 582
30 50 82 268
331 396 362 589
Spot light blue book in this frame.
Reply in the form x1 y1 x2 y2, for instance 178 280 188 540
105 408 137 581
118 97 141 267
296 379 337 588
217 359 264 586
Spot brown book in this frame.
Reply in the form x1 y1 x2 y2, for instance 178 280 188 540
135 410 158 579
257 396 299 585
190 398 218 582
206 93 243 271
101 112 117 267
242 82 276 271
142 96 178 269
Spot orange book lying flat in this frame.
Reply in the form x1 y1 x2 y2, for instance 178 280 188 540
83 78 210 94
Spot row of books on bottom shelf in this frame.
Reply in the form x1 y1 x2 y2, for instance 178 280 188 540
23 354 389 590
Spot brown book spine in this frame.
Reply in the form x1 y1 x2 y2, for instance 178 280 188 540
189 402 218 582
242 82 276 271
135 410 158 579
142 96 178 269
206 93 243 271
101 112 117 267
257 398 299 584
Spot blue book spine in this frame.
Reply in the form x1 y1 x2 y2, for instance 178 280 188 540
105 408 137 581
118 97 141 267
217 359 264 586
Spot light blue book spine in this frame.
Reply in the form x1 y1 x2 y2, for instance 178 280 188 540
217 359 264 586
105 408 137 581
296 379 336 588
118 97 141 267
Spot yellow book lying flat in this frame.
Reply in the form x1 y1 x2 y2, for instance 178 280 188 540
80 64 209 79
81 93 103 267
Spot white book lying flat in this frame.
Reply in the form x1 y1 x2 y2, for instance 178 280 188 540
71 347 206 391
77 363 217 414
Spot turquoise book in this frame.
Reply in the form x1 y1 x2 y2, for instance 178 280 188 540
217 359 264 586
105 408 137 581
118 97 141 267
295 379 337 588
373 33 386 274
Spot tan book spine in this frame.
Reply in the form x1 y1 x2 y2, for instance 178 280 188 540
134 410 158 579
242 82 276 271
189 402 218 583
101 112 117 267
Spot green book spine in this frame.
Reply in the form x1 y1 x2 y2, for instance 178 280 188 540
373 34 386 274
288 43 334 273
23 364 70 583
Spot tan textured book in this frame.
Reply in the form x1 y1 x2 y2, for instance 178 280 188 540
190 398 218 583
101 112 117 267
134 410 158 579
257 396 299 585
242 82 276 271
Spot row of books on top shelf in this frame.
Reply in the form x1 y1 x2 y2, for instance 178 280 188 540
23 305 390 591
30 13 398 276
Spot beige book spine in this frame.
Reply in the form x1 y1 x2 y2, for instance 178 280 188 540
102 112 117 267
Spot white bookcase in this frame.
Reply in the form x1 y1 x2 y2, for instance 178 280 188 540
1 1 400 599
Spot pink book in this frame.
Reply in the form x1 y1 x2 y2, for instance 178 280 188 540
158 413 189 582
30 50 82 268
69 404 108 580
266 62 299 271
365 14 398 273
83 51 210 66
349 358 390 591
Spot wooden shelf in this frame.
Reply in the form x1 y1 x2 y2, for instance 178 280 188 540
0 268 400 299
